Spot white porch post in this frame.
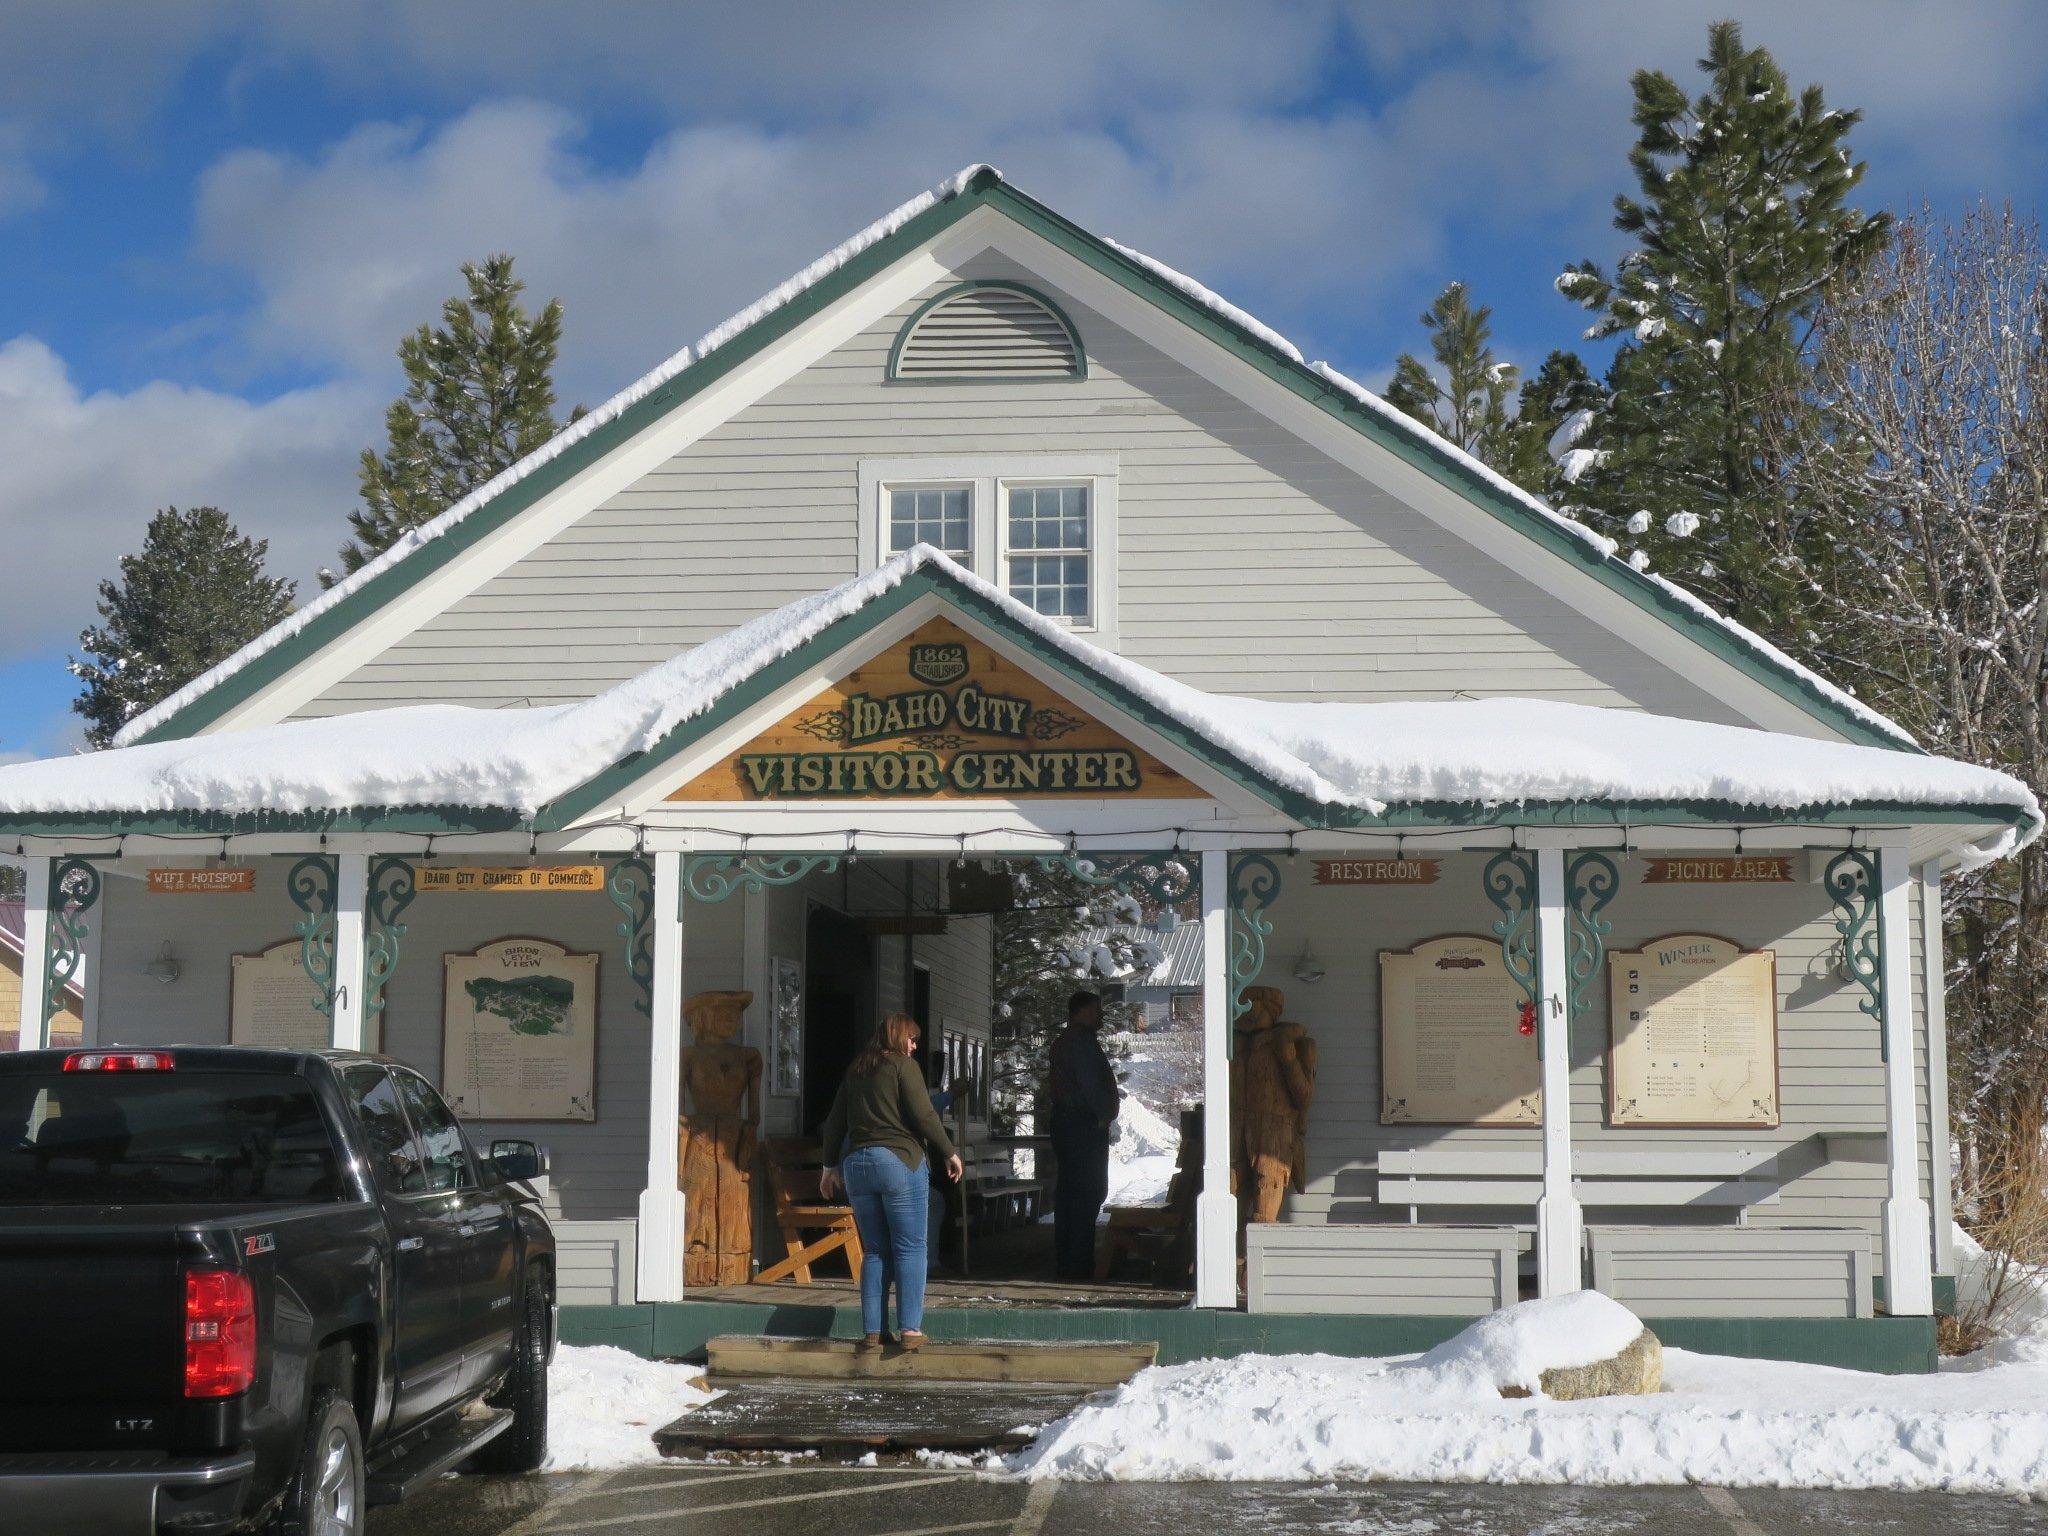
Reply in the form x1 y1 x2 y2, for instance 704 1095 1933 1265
1878 840 1934 1315
1918 859 1955 1278
14 855 52 1051
330 853 369 1052
1195 849 1236 1307
637 850 689 1302
1534 845 1582 1297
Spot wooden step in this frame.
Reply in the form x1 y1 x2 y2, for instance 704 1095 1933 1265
705 1332 1156 1386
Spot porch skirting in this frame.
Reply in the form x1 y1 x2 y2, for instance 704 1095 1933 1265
555 1299 1940 1375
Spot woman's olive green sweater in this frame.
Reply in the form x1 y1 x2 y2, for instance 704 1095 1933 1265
819 1053 956 1171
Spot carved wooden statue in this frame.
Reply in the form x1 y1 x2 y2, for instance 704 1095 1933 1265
679 989 762 1286
1229 983 1318 1232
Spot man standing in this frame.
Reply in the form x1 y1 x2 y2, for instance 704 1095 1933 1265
1047 990 1120 1280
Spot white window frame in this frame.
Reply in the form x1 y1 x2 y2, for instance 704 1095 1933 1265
857 454 1119 646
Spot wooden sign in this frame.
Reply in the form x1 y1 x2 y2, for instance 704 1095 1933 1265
442 938 598 1122
149 867 255 894
667 617 1203 802
1608 933 1779 1128
1314 858 1441 886
418 865 606 894
231 939 327 1050
1642 856 1798 884
1379 935 1539 1125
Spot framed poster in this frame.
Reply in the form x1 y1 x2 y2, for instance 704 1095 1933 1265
1608 933 1779 1128
441 938 598 1121
1379 935 1540 1125
231 939 328 1050
768 956 803 1098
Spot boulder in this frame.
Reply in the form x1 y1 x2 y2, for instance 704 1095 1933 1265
1501 1326 1663 1400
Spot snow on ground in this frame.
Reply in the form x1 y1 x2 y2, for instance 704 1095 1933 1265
545 1344 718 1471
1106 1087 1182 1211
1012 1295 2048 1496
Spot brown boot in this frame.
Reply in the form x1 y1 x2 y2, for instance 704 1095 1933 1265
857 1333 883 1353
897 1330 926 1352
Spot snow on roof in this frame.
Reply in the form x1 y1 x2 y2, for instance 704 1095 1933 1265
118 164 1913 755
2 549 2034 851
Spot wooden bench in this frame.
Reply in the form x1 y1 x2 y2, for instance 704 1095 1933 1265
1377 1145 1781 1222
756 1138 863 1285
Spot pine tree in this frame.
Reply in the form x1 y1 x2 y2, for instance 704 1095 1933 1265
1383 282 1534 479
70 507 298 746
334 255 573 580
1517 349 1605 503
1555 20 1889 633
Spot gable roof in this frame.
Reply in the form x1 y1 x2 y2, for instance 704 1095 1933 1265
116 164 1910 751
7 548 2034 855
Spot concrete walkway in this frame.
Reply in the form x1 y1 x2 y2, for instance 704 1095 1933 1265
372 1461 2048 1536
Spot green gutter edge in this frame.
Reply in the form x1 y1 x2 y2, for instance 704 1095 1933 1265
132 164 1906 754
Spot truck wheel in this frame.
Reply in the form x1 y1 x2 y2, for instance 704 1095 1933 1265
472 1270 549 1474
273 1389 363 1536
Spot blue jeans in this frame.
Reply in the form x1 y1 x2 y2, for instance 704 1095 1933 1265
841 1144 929 1336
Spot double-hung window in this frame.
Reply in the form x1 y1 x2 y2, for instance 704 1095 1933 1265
859 456 1117 643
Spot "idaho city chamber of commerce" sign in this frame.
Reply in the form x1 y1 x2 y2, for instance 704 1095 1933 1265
669 619 1202 802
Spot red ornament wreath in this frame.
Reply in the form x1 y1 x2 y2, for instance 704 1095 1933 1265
1516 1000 1537 1036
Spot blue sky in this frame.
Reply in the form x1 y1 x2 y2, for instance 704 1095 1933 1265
2 0 2044 760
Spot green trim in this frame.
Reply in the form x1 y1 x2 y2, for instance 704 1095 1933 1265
362 855 415 1019
0 806 523 838
124 164 1916 759
1228 852 1281 1018
884 278 1087 383
43 857 101 1033
684 853 841 904
562 1301 1938 1374
1482 848 1539 1011
287 854 340 1020
606 856 656 1017
1564 849 1620 1016
1824 847 1884 1028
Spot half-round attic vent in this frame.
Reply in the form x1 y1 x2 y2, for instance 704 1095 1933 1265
888 281 1084 382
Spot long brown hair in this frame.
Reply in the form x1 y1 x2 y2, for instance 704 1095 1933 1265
848 1013 919 1079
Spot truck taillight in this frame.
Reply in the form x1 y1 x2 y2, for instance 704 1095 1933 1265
63 1050 175 1072
184 1269 256 1398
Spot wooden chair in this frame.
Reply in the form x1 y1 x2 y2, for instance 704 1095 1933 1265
755 1138 864 1285
1096 1110 1203 1285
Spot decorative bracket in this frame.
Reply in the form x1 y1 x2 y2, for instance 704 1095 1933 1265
287 854 340 1018
684 854 841 905
1824 847 1884 1033
363 856 416 1019
1036 852 1199 911
606 856 656 1016
1228 853 1282 1027
43 857 102 1032
1563 849 1620 1017
1482 848 1539 1010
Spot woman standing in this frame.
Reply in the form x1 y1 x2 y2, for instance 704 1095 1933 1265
818 1014 964 1350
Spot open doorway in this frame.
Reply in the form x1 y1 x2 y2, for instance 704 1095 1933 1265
802 904 874 1136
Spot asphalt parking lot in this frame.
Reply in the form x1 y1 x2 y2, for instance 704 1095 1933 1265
371 1461 2048 1536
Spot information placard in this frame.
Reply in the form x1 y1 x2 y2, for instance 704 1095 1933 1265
442 938 598 1122
230 939 328 1050
1379 935 1539 1125
1608 933 1779 1127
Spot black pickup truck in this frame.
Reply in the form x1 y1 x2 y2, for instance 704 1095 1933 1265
0 1045 557 1535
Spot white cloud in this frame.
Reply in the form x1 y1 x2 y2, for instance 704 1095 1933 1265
0 336 377 657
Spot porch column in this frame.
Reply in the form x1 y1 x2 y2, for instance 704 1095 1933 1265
637 850 689 1302
1534 845 1582 1297
1878 840 1934 1315
13 855 51 1051
1918 859 1954 1278
1195 849 1236 1307
330 853 369 1052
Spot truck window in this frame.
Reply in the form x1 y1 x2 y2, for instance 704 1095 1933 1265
393 1071 474 1193
0 1070 343 1205
339 1067 423 1196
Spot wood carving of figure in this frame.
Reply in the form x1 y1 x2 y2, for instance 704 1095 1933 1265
679 990 761 1286
1229 984 1318 1232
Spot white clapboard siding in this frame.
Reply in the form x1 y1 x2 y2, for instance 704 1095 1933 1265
297 251 1749 726
1246 1224 1520 1316
1590 1228 1873 1318
554 1220 640 1307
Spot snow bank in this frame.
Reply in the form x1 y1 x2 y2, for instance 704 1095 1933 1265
1410 1291 1644 1395
1014 1327 2048 1494
545 1344 717 1471
1 547 2035 838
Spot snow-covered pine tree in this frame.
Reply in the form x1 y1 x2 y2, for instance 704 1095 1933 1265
1383 282 1541 487
987 860 1154 1133
70 507 297 747
1555 21 1889 635
1517 349 1605 504
333 255 575 580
